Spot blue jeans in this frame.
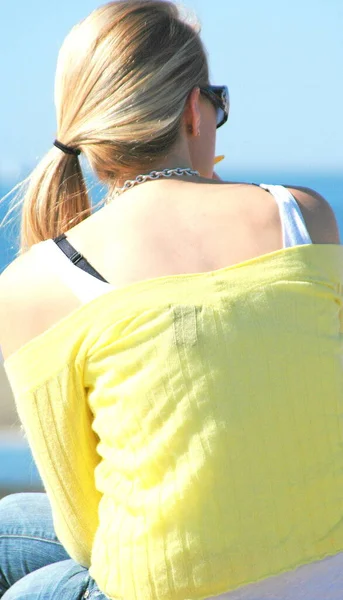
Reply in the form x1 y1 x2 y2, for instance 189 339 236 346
0 493 108 599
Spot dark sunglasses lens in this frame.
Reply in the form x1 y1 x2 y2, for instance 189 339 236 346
213 87 228 128
216 107 224 127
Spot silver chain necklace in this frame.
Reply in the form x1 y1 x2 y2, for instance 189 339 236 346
111 167 200 198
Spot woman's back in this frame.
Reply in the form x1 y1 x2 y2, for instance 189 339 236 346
43 179 339 288
64 180 284 286
1 178 340 358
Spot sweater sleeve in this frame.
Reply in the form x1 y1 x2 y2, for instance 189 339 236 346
9 359 102 567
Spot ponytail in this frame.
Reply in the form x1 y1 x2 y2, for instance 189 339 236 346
19 146 90 251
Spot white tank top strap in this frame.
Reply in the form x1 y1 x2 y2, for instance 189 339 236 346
37 239 113 303
260 183 312 248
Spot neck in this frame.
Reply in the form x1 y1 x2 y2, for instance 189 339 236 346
115 140 194 189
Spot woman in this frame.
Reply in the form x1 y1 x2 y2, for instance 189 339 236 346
0 1 342 599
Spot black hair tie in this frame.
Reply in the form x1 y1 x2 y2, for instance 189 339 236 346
54 139 81 156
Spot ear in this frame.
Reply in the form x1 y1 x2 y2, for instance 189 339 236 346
183 87 201 137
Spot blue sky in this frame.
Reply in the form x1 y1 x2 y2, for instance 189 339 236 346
1 0 342 181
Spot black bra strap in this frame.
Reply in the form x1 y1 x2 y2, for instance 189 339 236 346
53 234 109 283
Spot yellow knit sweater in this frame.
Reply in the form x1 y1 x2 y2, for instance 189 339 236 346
4 244 343 600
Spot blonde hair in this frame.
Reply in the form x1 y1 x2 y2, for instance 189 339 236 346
14 0 209 250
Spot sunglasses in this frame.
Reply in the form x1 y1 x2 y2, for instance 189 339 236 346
199 85 229 128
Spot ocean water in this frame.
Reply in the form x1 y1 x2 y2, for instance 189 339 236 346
0 435 41 490
0 169 342 489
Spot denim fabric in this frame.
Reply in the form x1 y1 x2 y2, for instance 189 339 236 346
0 493 107 600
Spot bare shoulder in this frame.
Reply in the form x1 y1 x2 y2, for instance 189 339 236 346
0 247 39 290
285 185 341 245
0 250 38 359
0 249 37 314
0 246 80 360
